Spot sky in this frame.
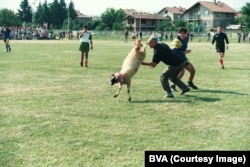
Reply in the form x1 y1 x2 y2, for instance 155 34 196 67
0 0 248 16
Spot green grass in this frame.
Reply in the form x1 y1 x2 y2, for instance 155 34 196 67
0 39 249 167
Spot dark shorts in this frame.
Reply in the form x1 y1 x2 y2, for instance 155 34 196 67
3 38 10 42
79 42 90 52
216 45 225 53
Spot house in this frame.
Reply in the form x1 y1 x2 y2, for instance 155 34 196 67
158 6 186 21
76 11 92 26
181 0 237 31
123 9 165 32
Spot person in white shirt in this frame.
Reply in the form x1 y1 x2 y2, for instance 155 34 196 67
79 25 93 67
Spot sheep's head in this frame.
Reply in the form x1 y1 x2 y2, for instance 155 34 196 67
110 73 123 85
110 73 118 85
134 38 143 51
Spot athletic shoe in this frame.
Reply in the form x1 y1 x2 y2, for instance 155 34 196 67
187 82 198 89
170 84 177 91
222 66 224 69
180 88 190 95
164 92 174 98
80 62 83 67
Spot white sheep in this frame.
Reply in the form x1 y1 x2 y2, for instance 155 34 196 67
110 38 147 101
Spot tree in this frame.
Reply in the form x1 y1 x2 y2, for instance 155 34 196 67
34 2 44 25
173 18 187 30
18 0 33 23
240 2 250 30
101 8 125 30
0 9 21 26
156 16 174 32
50 0 62 28
68 0 77 20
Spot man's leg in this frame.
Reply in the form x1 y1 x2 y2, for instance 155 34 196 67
169 63 190 95
218 53 224 69
80 52 84 67
85 52 88 67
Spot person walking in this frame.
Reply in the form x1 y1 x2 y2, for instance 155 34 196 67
142 36 190 98
211 26 229 69
170 27 198 91
2 25 12 52
124 29 129 43
79 25 93 67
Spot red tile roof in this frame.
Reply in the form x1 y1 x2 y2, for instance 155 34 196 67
198 1 237 13
166 6 186 14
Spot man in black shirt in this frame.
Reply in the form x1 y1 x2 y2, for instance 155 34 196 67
211 26 229 69
142 36 190 98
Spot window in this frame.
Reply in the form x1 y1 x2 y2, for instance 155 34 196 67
141 19 146 25
204 10 209 16
128 19 134 24
216 13 220 17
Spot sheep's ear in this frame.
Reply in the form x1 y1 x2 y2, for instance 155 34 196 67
110 73 115 78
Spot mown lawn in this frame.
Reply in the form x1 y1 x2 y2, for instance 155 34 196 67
0 39 249 167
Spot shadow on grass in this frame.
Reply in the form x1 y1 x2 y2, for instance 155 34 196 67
131 88 248 103
131 95 220 103
194 88 248 96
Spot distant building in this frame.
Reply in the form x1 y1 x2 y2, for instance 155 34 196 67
181 0 237 31
123 9 164 32
158 6 186 21
76 11 92 26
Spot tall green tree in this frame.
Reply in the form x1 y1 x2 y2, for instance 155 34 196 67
68 0 77 19
50 0 62 28
34 2 43 25
156 16 174 32
18 0 33 23
240 2 250 30
101 8 125 30
0 9 21 26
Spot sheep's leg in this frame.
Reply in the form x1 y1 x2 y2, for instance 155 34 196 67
127 82 131 101
114 83 122 98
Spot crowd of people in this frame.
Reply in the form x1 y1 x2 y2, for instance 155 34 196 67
0 25 56 40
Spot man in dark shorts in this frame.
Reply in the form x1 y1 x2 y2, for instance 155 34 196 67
2 25 12 52
211 26 229 69
79 25 93 67
142 36 190 98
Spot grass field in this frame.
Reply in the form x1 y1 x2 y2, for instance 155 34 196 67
0 39 249 167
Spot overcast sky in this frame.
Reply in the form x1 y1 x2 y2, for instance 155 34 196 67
0 0 248 16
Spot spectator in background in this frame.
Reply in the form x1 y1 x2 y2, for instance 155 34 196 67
124 29 128 43
207 31 211 42
169 32 173 41
248 32 250 43
139 31 142 39
165 32 168 41
190 33 193 42
237 31 242 43
2 25 12 52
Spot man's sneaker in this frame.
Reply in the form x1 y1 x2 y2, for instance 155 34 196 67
164 92 174 98
180 88 190 95
170 84 177 91
221 66 224 69
187 82 198 89
80 62 83 67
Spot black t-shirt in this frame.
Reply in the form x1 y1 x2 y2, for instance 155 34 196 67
153 43 185 66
